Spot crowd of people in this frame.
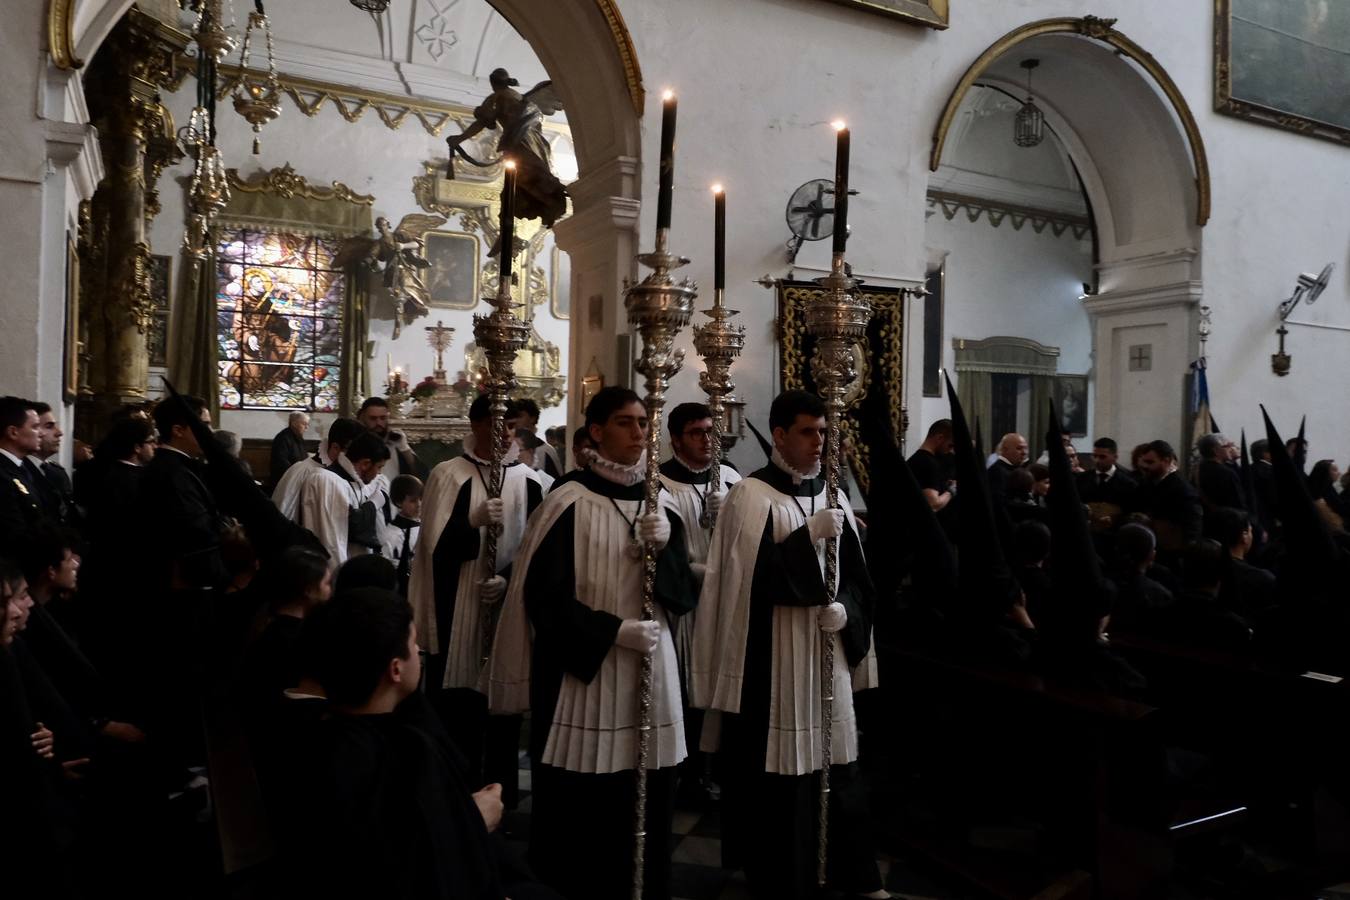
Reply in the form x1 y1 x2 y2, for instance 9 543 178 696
2 381 1345 899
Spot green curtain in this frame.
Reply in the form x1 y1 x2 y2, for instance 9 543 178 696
170 249 220 420
955 369 992 452
1029 374 1054 460
340 263 370 416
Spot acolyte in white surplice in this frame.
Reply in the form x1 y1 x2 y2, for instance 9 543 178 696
486 462 699 775
690 452 877 776
407 436 543 690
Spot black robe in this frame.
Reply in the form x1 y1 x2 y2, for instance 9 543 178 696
268 427 309 489
715 463 881 900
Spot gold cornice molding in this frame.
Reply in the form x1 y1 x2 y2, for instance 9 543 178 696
593 0 645 116
227 163 375 206
929 16 1211 227
48 0 83 70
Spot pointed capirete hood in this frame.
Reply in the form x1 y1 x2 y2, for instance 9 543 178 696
973 414 986 462
1295 414 1308 473
945 372 1018 620
1263 406 1337 570
859 406 956 613
746 419 774 461
1042 400 1112 640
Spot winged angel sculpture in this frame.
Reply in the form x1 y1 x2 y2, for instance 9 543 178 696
335 213 446 338
445 67 568 234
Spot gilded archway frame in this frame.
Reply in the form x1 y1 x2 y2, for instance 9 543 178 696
929 16 1211 227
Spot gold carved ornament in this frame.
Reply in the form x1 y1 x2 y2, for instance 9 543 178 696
48 0 83 70
928 16 1211 227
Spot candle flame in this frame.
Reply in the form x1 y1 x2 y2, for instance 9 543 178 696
662 89 675 101
832 119 847 131
503 158 517 170
711 183 724 194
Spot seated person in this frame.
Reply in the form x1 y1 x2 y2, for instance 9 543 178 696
334 554 398 594
1171 539 1253 652
1011 520 1052 627
288 588 559 900
1107 523 1175 637
1005 466 1048 524
1210 506 1276 622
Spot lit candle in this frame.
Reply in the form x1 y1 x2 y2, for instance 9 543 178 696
656 89 677 231
831 120 850 255
500 159 517 283
711 184 725 291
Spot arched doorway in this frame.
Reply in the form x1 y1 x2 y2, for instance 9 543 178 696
929 17 1210 454
64 0 644 428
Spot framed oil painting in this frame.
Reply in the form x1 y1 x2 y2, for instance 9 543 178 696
820 0 947 29
147 254 172 367
1216 0 1350 145
1053 374 1089 438
422 230 481 310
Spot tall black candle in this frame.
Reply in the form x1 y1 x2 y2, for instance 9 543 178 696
831 120 850 255
656 90 677 231
499 159 517 282
712 184 725 290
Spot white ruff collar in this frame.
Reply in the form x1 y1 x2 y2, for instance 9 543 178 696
672 453 712 475
590 452 647 487
771 448 820 485
463 432 520 466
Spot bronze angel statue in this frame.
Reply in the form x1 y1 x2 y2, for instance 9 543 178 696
335 213 446 338
446 67 568 233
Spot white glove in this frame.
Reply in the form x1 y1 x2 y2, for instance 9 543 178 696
817 602 848 633
615 619 660 654
807 508 845 543
637 512 671 550
390 430 412 453
706 491 724 518
689 562 708 583
469 497 504 528
478 575 506 604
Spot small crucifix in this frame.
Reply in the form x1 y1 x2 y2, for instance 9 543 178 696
425 320 455 384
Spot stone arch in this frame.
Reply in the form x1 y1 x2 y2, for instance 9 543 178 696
930 16 1212 452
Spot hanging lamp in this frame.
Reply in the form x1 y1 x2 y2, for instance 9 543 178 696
233 0 282 154
1014 59 1045 148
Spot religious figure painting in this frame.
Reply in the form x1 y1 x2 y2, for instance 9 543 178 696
1216 0 1350 144
422 230 480 310
1053 374 1088 438
819 0 948 29
215 228 344 412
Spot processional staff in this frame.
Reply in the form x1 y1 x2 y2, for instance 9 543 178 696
804 120 871 887
474 159 530 666
693 184 745 528
623 89 696 900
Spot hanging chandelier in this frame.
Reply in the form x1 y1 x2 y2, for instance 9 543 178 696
233 1 282 154
182 45 230 262
1014 59 1044 148
190 0 236 64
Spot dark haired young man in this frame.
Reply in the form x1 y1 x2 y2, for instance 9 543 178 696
358 395 427 482
691 389 885 900
409 394 543 800
514 396 562 479
272 416 365 521
298 429 392 566
486 386 697 900
0 396 50 543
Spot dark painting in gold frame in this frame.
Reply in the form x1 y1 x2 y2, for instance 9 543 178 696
1216 0 1350 145
422 230 481 310
821 0 947 30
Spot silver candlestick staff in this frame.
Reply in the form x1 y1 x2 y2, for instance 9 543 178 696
623 88 696 900
473 160 529 668
803 120 871 888
692 184 744 528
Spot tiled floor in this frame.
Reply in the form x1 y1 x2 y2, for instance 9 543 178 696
500 754 975 900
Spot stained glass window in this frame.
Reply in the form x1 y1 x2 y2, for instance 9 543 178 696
215 228 344 411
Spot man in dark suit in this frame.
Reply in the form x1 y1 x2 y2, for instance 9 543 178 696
269 411 311 490
0 396 51 545
1195 432 1246 511
1249 439 1277 534
987 432 1028 502
142 394 228 593
29 401 80 529
1078 437 1137 507
1131 440 1204 554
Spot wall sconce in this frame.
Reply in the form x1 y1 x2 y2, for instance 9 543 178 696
1272 264 1334 376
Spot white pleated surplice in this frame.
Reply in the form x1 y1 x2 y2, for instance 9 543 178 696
407 454 534 687
486 481 685 775
691 476 876 776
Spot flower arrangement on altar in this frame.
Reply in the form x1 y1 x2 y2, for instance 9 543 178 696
411 376 440 402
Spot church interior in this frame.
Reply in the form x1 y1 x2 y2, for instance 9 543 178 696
2 0 1350 897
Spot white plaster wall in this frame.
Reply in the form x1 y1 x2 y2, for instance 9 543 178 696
918 212 1095 441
